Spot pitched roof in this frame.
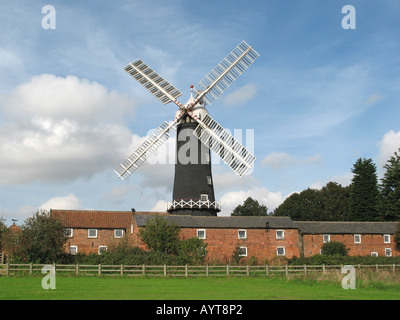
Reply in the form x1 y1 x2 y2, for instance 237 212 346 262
134 214 298 229
50 209 134 229
295 221 399 234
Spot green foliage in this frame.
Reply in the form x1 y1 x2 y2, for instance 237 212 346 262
5 210 68 263
231 243 244 264
178 237 208 265
138 215 181 254
273 182 350 221
379 148 400 221
349 158 381 221
321 241 348 256
231 197 268 216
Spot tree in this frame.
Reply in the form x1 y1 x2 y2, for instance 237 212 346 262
9 210 68 263
349 158 380 221
380 149 400 221
231 197 268 216
321 242 348 256
138 215 181 254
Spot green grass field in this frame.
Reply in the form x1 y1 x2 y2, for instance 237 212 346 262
1 276 400 300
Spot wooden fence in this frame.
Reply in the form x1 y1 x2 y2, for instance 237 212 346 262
0 263 399 277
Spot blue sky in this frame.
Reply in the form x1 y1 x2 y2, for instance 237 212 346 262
0 0 399 224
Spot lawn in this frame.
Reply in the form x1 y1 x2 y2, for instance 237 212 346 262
1 276 400 300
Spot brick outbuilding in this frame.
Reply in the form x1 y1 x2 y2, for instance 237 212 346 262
50 209 400 262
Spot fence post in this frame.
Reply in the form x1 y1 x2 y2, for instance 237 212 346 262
6 263 9 276
266 264 269 276
98 264 101 276
285 264 288 277
322 264 325 274
206 264 209 277
246 265 249 276
304 264 307 275
164 264 167 277
75 264 79 276
29 263 33 275
120 264 124 276
227 264 229 276
142 264 145 277
185 265 188 278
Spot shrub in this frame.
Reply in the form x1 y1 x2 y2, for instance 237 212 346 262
321 241 348 256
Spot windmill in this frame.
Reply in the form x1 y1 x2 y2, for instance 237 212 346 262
115 41 259 216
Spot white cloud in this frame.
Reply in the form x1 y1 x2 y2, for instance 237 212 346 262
378 130 400 169
261 152 322 171
39 194 83 211
0 74 137 185
223 83 257 105
218 187 284 216
151 200 168 212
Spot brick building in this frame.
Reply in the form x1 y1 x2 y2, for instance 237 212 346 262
49 209 400 262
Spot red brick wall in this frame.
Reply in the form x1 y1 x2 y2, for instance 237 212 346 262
65 228 127 255
301 234 398 257
178 227 301 263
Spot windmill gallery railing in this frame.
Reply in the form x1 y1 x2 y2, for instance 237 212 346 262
1 263 399 277
167 199 222 211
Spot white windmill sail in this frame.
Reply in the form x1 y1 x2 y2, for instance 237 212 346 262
190 112 256 176
124 59 183 106
115 112 185 180
193 40 259 106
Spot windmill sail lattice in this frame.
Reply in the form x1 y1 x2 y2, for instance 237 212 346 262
191 113 256 177
194 40 260 106
124 59 183 105
115 114 183 180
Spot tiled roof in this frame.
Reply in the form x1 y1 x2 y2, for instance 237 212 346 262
295 221 399 234
50 209 134 229
134 214 298 229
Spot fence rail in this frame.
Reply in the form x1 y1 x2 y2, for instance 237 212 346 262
1 263 399 277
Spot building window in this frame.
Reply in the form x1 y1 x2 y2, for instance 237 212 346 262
239 247 247 257
88 229 97 238
371 252 378 257
276 247 285 256
197 229 206 239
385 248 392 257
69 246 78 255
238 229 247 240
114 229 124 238
65 228 73 237
384 234 391 243
207 176 212 185
276 230 284 240
200 194 208 202
354 234 361 243
98 246 107 254
323 234 330 243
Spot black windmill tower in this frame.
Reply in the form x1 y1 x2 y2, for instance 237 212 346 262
115 41 259 216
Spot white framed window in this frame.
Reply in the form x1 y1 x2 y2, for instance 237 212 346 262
323 234 330 243
207 176 212 185
276 230 284 240
276 247 285 256
88 229 97 238
384 234 391 243
98 246 107 254
69 246 78 255
239 247 247 257
385 248 392 257
65 228 73 238
197 229 206 239
114 229 124 238
354 234 361 243
238 229 247 240
200 194 208 202
371 252 378 257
